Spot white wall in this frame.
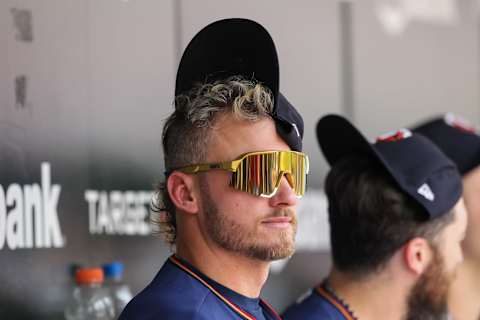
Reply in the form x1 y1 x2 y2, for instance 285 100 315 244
353 0 479 138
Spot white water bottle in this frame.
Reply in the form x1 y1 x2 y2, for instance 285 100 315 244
64 267 115 320
103 262 133 317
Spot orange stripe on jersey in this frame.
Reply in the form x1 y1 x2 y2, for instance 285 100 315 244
169 255 282 320
315 286 356 320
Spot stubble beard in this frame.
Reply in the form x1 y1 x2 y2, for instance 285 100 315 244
405 246 453 320
200 178 297 261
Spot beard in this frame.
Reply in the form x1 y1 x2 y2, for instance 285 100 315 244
199 177 297 261
405 246 454 320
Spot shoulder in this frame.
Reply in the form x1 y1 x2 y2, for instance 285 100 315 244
119 260 212 320
282 289 344 320
119 260 240 320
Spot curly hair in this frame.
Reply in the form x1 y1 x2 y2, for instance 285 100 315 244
151 76 274 246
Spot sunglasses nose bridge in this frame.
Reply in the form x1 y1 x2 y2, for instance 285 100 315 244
276 170 295 191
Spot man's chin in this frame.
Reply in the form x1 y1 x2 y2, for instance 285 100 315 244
248 241 295 261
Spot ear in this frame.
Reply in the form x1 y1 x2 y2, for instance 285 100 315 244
166 171 200 215
402 237 433 276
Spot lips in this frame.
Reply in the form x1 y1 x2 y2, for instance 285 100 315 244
262 217 292 223
261 216 293 229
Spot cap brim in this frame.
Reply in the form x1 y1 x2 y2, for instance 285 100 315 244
175 18 279 97
317 114 375 166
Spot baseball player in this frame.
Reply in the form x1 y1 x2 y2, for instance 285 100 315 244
283 114 466 320
119 18 308 320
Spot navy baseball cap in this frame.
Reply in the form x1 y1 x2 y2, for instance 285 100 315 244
412 113 480 175
317 114 462 219
175 18 303 151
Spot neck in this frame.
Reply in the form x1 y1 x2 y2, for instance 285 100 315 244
175 238 269 298
449 258 480 320
327 267 410 320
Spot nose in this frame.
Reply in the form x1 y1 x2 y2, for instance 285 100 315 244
268 175 298 208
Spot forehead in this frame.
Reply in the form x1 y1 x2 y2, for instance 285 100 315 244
206 114 290 162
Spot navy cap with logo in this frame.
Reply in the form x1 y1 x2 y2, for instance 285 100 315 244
317 114 462 219
412 113 480 175
175 18 303 151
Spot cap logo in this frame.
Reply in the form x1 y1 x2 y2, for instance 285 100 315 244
376 128 412 143
292 123 300 138
417 183 435 202
444 113 478 134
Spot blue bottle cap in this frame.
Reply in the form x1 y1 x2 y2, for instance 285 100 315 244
102 262 124 278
